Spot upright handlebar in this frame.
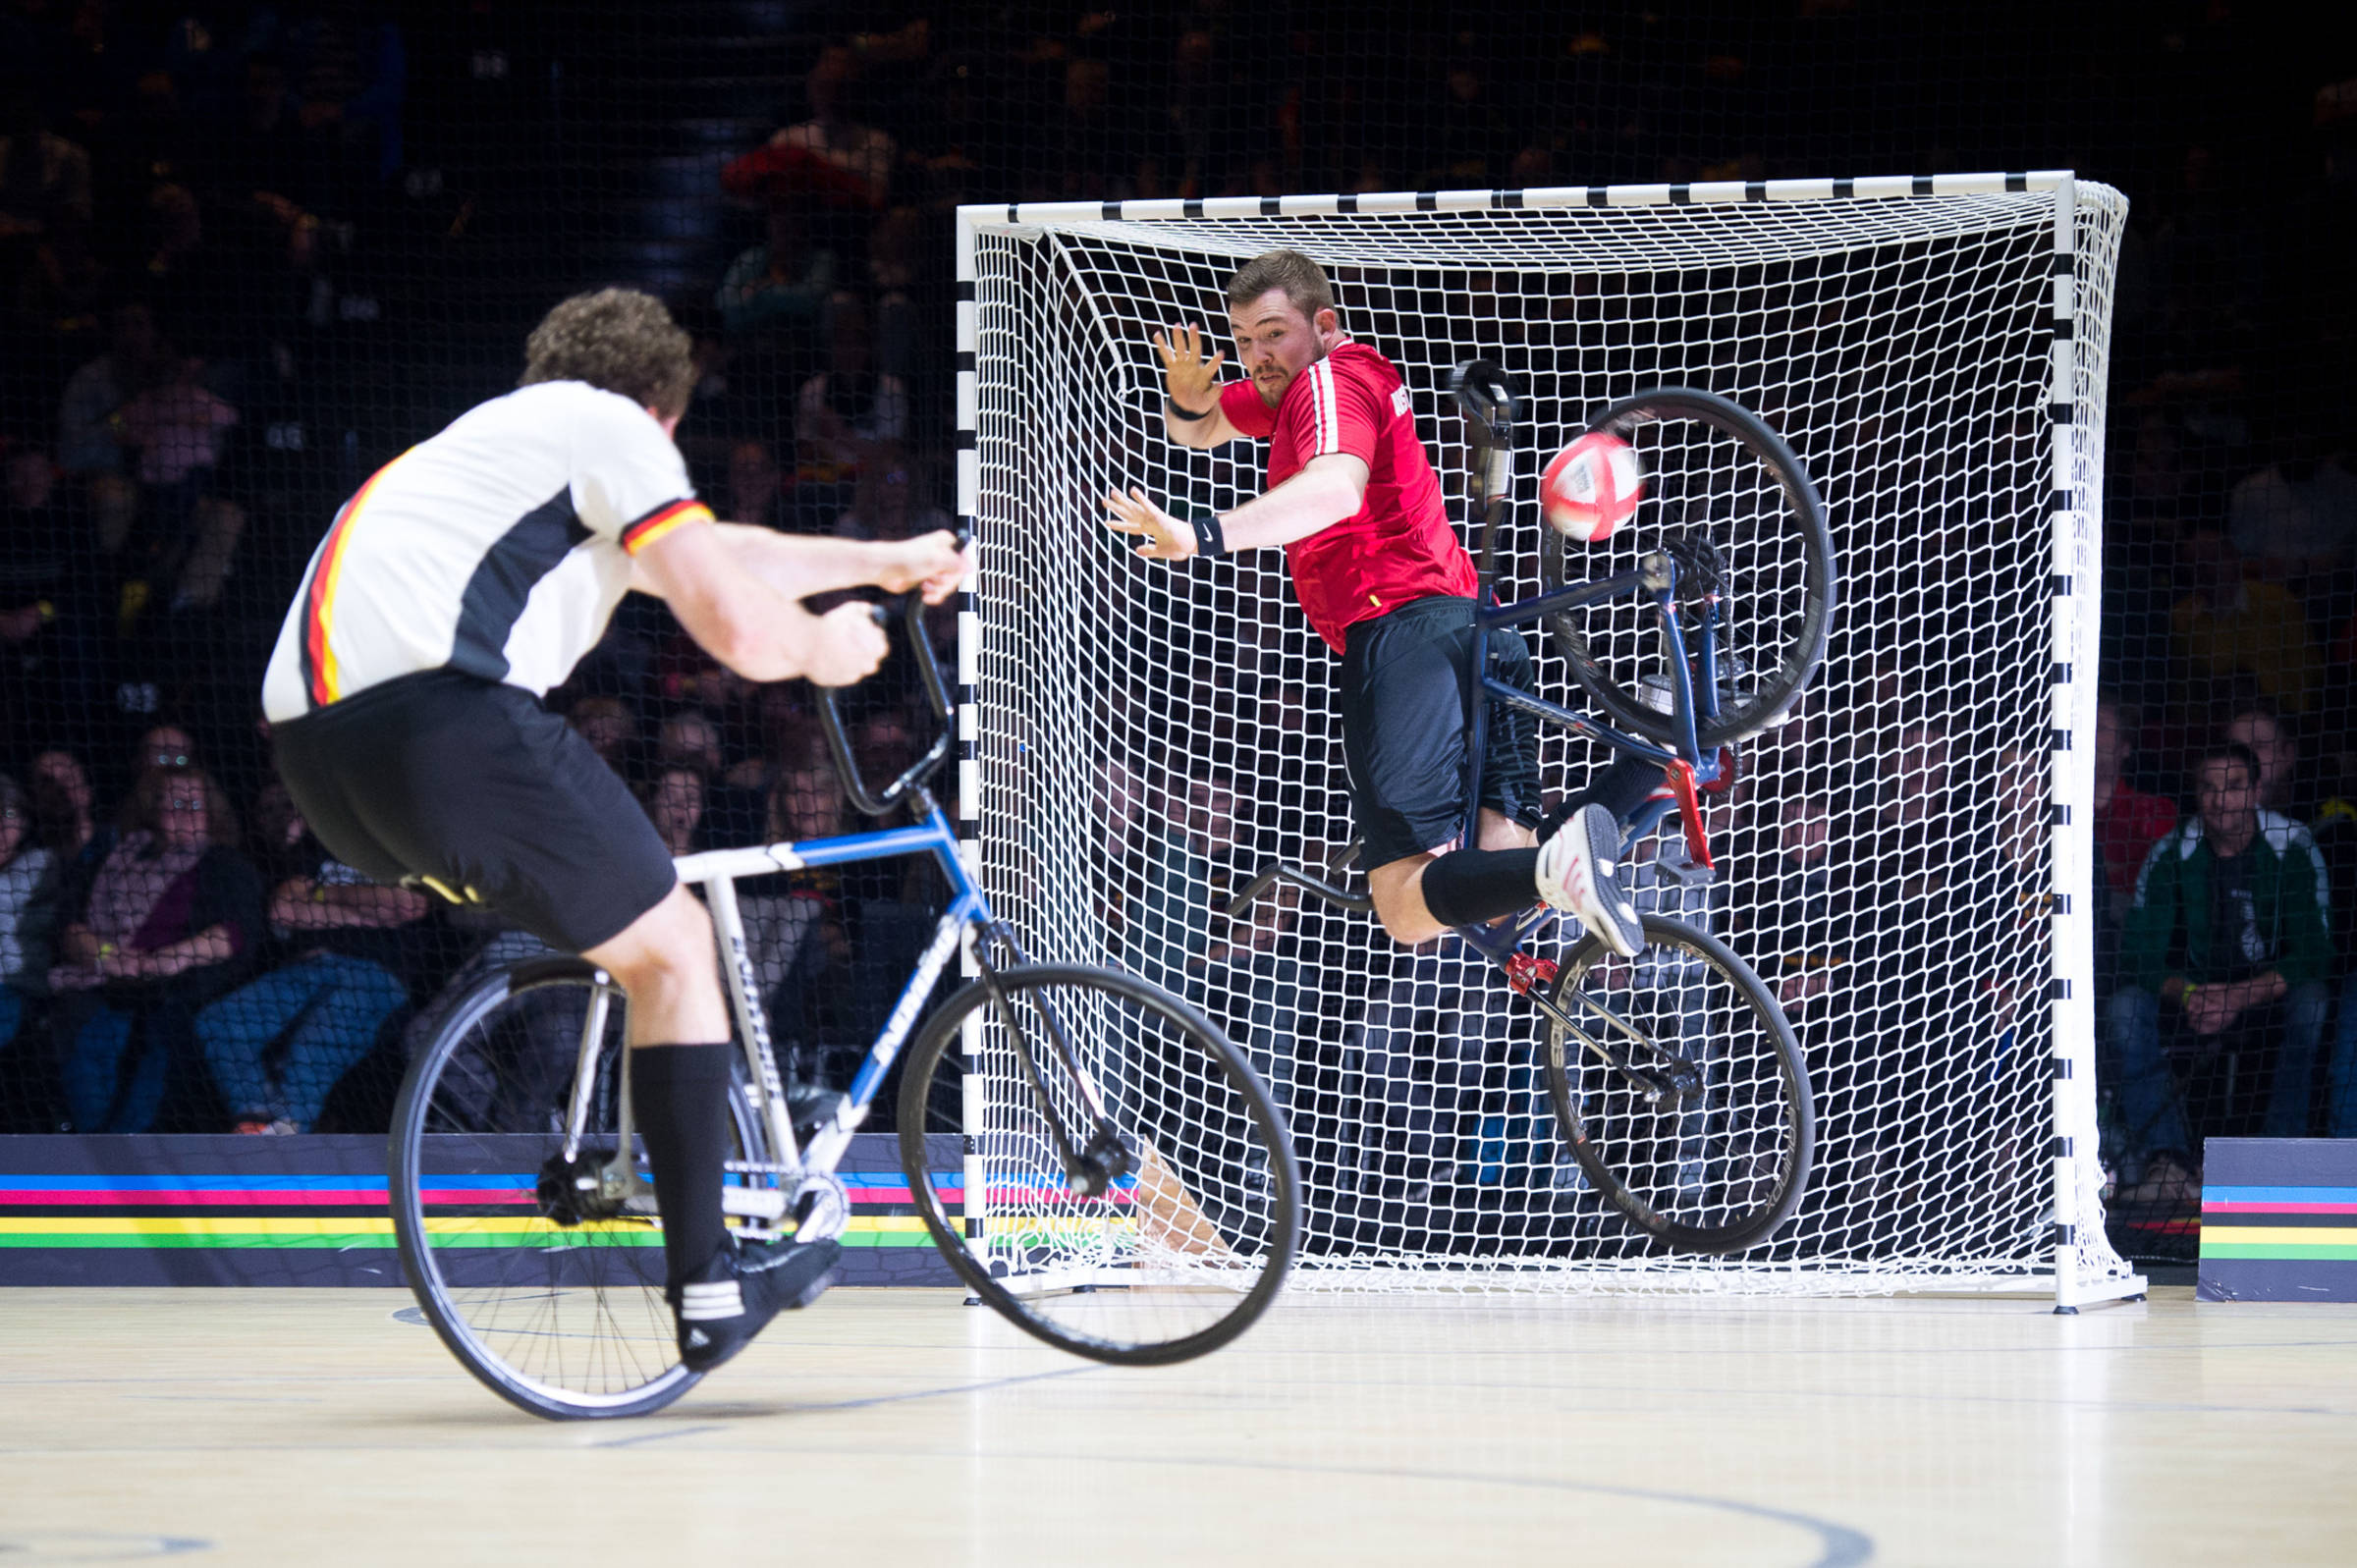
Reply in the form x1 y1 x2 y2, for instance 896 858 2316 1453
814 587 959 819
1451 358 1520 589
1451 357 1517 447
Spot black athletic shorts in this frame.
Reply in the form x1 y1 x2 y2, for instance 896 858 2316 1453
271 671 679 954
1339 595 1545 871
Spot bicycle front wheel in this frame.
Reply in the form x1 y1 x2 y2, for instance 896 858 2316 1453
388 957 778 1420
898 963 1301 1366
1539 388 1835 748
1541 916 1813 1254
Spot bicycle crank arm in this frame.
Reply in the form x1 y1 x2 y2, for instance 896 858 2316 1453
719 1182 789 1221
1525 983 1704 1106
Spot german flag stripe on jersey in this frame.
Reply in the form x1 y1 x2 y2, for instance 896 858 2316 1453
621 498 712 555
301 452 412 710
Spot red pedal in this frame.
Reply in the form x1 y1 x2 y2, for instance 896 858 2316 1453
1663 759 1716 871
1506 952 1559 996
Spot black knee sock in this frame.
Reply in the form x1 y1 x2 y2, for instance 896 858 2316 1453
629 1042 736 1287
1418 847 1543 928
1564 755 1663 823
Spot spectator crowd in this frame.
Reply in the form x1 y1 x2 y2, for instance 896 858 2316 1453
0 2 2351 1266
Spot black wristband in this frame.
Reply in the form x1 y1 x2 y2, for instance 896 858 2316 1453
1166 395 1214 422
1191 513 1228 556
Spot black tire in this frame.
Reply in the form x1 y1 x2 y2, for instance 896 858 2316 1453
388 957 777 1420
898 963 1301 1366
1538 388 1836 748
1541 916 1813 1254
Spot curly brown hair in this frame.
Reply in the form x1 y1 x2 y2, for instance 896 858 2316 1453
520 289 697 419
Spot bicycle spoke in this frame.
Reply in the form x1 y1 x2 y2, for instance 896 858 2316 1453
1545 918 1813 1254
900 965 1300 1365
391 960 772 1418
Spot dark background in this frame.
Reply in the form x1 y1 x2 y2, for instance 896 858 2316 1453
0 1 2352 1261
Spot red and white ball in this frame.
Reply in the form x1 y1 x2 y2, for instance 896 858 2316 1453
1541 432 1644 543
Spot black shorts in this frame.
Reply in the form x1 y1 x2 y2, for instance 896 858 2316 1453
271 671 679 953
1339 595 1544 871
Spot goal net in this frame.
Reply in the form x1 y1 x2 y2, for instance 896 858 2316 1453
955 174 2140 1304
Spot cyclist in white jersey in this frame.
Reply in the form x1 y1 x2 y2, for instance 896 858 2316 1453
263 289 965 1371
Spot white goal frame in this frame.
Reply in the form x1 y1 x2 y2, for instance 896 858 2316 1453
953 173 2144 1311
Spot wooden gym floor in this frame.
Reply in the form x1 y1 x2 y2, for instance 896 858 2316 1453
0 1286 2351 1566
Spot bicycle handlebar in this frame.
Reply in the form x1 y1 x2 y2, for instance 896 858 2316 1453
1224 838 1371 918
1452 358 1519 589
1451 357 1516 446
812 540 964 819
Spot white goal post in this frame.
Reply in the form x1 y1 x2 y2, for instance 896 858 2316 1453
953 173 2144 1309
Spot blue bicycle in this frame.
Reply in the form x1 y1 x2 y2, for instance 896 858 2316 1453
388 599 1302 1420
1233 363 1834 1256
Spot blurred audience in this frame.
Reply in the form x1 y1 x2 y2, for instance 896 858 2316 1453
196 782 428 1132
0 2 2350 1193
0 774 56 1060
48 764 262 1132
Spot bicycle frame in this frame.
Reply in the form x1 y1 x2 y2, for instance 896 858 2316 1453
1460 556 1726 848
563 590 1056 1230
653 797 990 1221
1444 366 1732 1064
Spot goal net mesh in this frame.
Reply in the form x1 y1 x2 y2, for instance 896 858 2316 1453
964 183 2132 1294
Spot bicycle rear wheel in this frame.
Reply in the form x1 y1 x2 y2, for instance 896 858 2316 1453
898 963 1300 1366
1538 388 1835 748
388 956 779 1420
1541 916 1813 1254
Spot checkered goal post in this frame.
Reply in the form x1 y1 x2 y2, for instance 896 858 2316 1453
955 174 2142 1305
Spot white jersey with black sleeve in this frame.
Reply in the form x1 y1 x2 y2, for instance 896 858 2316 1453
261 381 711 723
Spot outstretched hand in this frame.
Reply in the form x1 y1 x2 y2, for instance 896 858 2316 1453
1153 323 1226 409
1105 487 1197 562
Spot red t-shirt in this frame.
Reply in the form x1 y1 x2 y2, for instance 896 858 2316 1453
1217 340 1475 653
2097 785 2179 893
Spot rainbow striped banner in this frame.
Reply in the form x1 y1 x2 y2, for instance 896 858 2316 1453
2197 1140 2357 1302
0 1134 964 1287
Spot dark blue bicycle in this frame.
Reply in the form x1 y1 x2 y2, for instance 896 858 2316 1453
1233 362 1835 1258
388 599 1302 1420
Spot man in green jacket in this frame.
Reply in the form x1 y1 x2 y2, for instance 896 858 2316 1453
2109 741 2333 1197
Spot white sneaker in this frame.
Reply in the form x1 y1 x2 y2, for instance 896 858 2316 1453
1535 803 1645 958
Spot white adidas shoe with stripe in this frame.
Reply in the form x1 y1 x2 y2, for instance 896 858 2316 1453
1535 802 1645 958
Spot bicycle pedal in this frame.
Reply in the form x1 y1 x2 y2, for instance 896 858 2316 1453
1658 855 1715 889
1505 952 1559 996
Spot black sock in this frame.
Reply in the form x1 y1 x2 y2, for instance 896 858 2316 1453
629 1042 736 1287
1419 847 1543 928
1564 755 1663 823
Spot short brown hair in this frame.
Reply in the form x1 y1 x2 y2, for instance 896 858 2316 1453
521 289 697 419
1227 249 1335 322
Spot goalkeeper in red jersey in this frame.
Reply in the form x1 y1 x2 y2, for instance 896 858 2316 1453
1105 249 1658 956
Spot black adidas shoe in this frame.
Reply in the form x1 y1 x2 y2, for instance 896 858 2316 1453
671 1234 841 1373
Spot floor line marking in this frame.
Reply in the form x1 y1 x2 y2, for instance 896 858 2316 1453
590 1424 725 1449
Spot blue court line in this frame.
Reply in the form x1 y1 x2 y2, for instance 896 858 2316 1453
590 1424 726 1449
783 1364 1100 1413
